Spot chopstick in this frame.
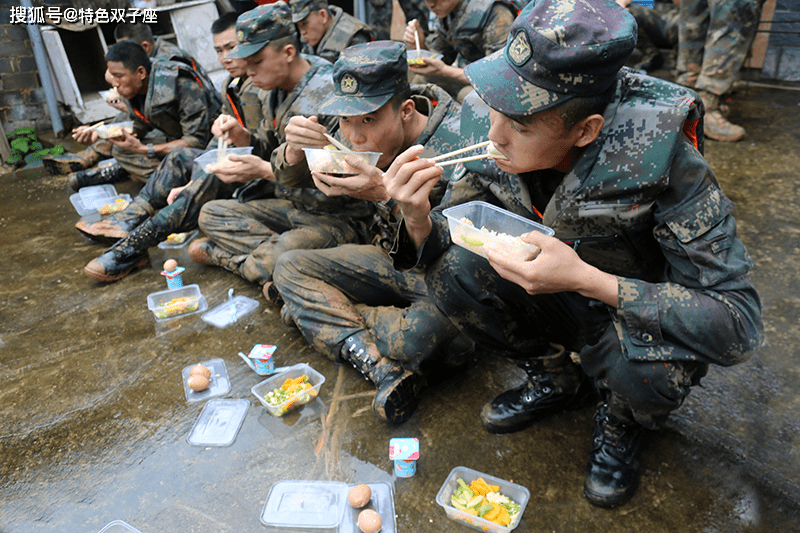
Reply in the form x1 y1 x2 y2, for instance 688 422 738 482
414 30 421 53
429 140 492 162
324 133 350 151
436 153 495 167
217 115 228 162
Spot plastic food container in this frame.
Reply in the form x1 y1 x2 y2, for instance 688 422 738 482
70 184 126 216
194 147 254 174
442 201 554 261
147 284 207 322
186 398 248 446
251 363 325 417
340 481 397 533
158 229 198 249
97 520 143 533
201 295 259 328
260 480 348 529
407 49 443 66
99 88 121 104
95 121 134 139
302 147 381 175
181 358 231 403
436 466 530 532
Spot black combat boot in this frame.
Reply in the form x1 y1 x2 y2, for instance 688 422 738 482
341 335 426 425
75 197 154 244
67 163 129 191
481 344 596 434
84 218 167 282
584 403 644 508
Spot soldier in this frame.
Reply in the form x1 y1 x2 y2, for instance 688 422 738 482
403 0 523 101
618 0 680 72
267 41 470 425
365 0 429 42
56 41 222 196
76 14 265 282
384 0 762 506
43 23 217 177
290 0 375 63
677 0 762 141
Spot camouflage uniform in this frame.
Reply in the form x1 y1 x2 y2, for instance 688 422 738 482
417 0 520 99
111 58 223 183
396 71 763 429
196 54 342 285
627 0 679 71
298 6 375 63
366 0 429 41
272 80 465 372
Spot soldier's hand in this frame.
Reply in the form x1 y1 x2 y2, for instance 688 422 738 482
408 55 447 76
166 183 189 205
404 19 426 50
284 116 330 165
71 125 99 144
107 129 142 153
211 154 274 183
310 155 384 201
212 114 249 147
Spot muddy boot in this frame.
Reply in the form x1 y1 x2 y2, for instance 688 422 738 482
84 219 167 282
75 197 154 244
262 281 283 305
480 344 596 434
341 335 426 425
584 403 644 508
67 163 129 192
187 237 243 276
699 90 745 142
43 145 106 175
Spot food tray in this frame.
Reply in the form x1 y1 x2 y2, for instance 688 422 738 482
251 363 325 417
97 520 144 533
186 398 248 446
70 184 120 216
181 358 231 403
260 480 348 529
147 284 207 322
194 147 254 174
443 201 554 261
157 229 199 249
407 49 443 66
201 295 259 328
302 147 380 175
340 482 397 533
435 466 530 532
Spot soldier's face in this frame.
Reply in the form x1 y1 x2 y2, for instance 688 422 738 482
245 44 292 91
487 108 584 174
106 61 147 99
296 10 329 47
214 28 246 78
338 100 410 169
425 0 461 18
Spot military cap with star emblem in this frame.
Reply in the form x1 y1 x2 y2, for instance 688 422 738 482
289 0 329 23
464 0 637 117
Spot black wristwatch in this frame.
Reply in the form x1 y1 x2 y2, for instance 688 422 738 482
378 198 397 213
147 143 156 159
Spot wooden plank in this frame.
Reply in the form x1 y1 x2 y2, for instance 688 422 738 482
0 120 13 164
169 1 220 74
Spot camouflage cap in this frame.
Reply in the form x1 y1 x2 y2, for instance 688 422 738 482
290 0 328 23
228 3 295 59
318 41 411 116
464 0 637 117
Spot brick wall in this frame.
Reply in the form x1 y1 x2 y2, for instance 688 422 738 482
0 0 53 133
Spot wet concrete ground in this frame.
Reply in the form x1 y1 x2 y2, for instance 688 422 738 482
2 82 800 533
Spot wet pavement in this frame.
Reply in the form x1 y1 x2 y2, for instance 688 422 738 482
2 82 800 533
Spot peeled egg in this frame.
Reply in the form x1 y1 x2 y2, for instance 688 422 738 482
190 364 211 379
163 259 178 272
348 483 372 508
187 375 209 392
357 509 382 533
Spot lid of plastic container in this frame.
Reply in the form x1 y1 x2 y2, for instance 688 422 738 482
97 520 144 533
340 482 397 533
187 398 249 446
181 358 231 403
201 295 259 328
260 480 348 529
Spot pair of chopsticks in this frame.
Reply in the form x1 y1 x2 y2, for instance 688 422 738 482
324 133 350 151
216 115 229 162
430 140 494 167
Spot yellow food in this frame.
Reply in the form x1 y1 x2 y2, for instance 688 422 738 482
357 509 382 533
187 374 209 392
348 484 372 508
407 58 426 66
166 232 189 244
97 198 129 215
190 364 211 379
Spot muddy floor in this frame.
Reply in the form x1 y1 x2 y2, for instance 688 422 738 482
1 83 799 533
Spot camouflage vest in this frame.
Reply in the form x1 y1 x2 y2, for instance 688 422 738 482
310 6 375 64
458 70 703 280
152 37 217 94
130 59 223 142
438 0 522 66
222 75 264 131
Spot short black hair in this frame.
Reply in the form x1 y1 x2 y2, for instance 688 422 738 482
519 84 616 131
114 22 154 44
106 40 152 75
211 12 240 35
388 87 412 111
267 33 302 53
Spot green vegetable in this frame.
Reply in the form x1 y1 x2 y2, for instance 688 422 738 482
477 501 494 517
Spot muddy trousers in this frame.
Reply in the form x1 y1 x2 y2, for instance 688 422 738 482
426 245 708 429
198 199 360 286
273 244 464 374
